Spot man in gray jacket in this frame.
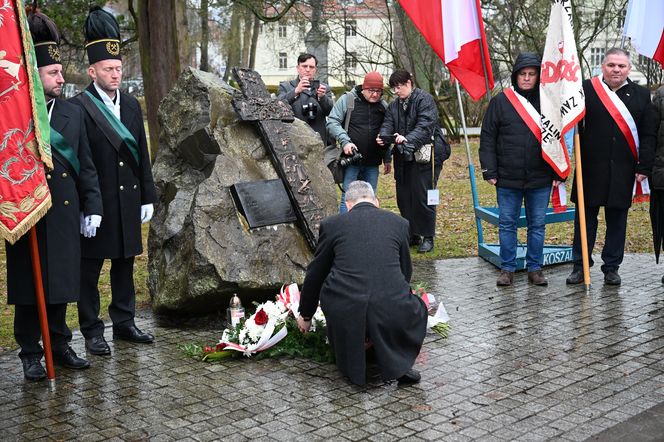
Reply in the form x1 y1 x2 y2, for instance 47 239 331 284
326 71 391 213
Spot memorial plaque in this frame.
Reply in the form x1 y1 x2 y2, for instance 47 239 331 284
230 179 297 228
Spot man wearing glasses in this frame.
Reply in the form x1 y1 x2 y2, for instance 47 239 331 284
327 71 392 213
278 53 334 146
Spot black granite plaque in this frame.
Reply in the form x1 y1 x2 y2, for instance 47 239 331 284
230 179 297 228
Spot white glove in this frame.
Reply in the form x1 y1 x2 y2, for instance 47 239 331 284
84 214 102 238
141 203 154 224
80 212 85 235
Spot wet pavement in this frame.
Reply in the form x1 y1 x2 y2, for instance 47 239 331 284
2 254 664 441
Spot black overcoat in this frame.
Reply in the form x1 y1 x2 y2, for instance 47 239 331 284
69 84 157 259
6 99 102 305
572 78 657 209
299 202 428 385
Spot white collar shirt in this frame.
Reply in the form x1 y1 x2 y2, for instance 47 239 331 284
93 82 121 120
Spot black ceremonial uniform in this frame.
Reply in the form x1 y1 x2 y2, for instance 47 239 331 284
69 84 156 339
6 99 102 357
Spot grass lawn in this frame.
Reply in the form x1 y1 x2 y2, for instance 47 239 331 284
0 140 653 350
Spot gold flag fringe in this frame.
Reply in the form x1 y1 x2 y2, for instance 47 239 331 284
0 195 51 245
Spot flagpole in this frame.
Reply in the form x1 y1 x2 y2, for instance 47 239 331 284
455 80 484 244
475 9 492 101
573 128 591 290
29 227 56 385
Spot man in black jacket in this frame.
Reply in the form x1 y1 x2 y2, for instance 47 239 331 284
567 48 657 286
297 181 427 385
278 53 333 146
480 52 562 286
6 11 103 381
379 70 448 253
69 7 157 355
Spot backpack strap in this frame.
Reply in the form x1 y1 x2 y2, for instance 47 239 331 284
343 91 355 131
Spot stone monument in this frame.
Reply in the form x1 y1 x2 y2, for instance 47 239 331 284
148 68 337 313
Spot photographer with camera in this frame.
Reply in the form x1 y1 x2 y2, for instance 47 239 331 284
278 53 333 146
327 71 392 213
378 70 449 253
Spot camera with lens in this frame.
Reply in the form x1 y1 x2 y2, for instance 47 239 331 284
302 101 318 120
339 147 363 167
397 142 416 162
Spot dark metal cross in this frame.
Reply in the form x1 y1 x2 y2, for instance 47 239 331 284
231 68 325 251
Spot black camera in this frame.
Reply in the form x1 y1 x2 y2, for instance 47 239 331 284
302 101 318 120
397 142 416 162
339 148 363 167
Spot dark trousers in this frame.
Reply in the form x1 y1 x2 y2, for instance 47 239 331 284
14 303 71 359
572 205 629 273
78 257 136 338
395 161 442 237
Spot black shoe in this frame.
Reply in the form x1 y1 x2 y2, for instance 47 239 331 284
661 274 664 284
566 268 583 285
397 369 421 384
113 325 155 343
418 237 434 253
21 357 46 381
409 235 422 247
85 335 111 356
604 270 621 286
53 346 90 369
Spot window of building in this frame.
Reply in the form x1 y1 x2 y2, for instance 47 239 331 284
593 10 604 28
590 47 603 67
345 20 357 37
278 24 287 38
279 52 287 69
345 51 358 69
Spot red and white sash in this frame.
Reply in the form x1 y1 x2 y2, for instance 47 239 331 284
504 87 567 212
590 76 649 202
504 87 542 142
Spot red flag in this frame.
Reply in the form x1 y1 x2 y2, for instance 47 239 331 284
623 0 664 68
398 0 494 101
0 0 52 243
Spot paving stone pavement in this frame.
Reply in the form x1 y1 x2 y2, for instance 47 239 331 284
2 254 664 441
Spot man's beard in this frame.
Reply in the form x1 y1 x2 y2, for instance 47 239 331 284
45 88 61 100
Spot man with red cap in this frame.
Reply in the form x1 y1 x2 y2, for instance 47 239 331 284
327 71 392 213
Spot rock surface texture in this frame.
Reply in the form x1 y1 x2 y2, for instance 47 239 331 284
148 68 336 312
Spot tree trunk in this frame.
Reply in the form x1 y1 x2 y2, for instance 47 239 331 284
136 0 180 160
249 15 260 69
200 0 209 71
241 11 253 67
223 3 242 82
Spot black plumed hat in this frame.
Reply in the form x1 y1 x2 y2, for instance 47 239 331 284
28 11 61 67
84 6 121 64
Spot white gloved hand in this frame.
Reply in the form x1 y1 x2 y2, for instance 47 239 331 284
84 214 102 238
141 203 154 224
80 212 86 235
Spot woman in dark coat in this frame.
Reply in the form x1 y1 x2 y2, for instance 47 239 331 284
650 86 664 281
298 181 427 385
379 70 448 253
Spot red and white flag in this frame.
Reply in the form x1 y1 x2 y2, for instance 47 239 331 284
623 0 664 68
398 0 494 101
539 0 585 185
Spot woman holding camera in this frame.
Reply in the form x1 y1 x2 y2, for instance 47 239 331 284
379 70 448 253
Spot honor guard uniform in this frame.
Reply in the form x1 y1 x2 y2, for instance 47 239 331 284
6 11 103 381
70 7 157 356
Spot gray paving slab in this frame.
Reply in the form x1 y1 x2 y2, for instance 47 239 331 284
1 254 664 441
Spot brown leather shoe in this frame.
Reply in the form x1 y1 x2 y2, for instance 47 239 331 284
528 270 548 286
496 270 514 286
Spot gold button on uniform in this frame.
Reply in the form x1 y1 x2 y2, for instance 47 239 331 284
46 174 51 180
63 200 69 206
120 185 124 191
61 172 67 178
133 184 137 189
119 161 124 167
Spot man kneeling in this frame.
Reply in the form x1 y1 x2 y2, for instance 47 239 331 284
297 181 427 385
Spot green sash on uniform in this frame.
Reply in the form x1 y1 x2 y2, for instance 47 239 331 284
50 128 80 175
83 90 140 165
